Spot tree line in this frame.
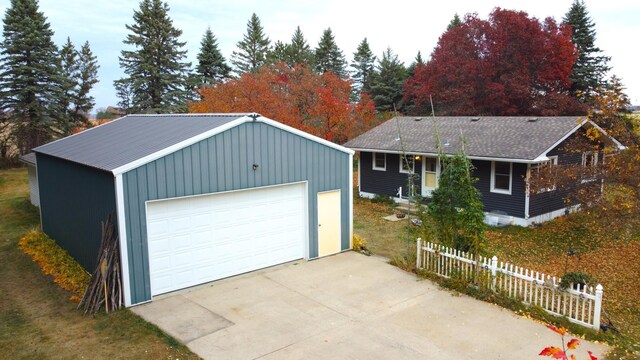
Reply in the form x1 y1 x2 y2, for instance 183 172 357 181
0 0 625 162
0 0 98 162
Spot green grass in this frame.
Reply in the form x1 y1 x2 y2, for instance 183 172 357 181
0 167 199 359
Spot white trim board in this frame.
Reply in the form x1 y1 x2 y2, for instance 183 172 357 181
114 174 132 307
112 114 354 176
348 148 550 164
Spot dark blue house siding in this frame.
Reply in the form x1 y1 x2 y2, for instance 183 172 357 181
122 122 351 304
359 151 526 218
360 151 422 197
37 153 117 271
471 160 527 218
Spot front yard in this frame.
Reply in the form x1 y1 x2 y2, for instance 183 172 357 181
0 167 198 359
353 195 640 357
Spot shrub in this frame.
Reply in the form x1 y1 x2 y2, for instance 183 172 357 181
352 234 370 255
19 229 90 302
371 194 395 206
559 271 596 290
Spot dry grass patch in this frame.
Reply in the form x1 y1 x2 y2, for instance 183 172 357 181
0 167 199 359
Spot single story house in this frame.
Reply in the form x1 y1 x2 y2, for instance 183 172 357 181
344 116 624 226
32 113 353 306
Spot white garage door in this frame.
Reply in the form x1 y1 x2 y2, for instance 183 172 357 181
146 182 306 296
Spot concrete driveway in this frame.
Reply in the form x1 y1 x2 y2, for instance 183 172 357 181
132 252 608 359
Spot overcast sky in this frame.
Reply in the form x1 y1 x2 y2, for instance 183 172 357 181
3 0 638 110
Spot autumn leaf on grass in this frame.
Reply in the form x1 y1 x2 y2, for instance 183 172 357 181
566 338 579 350
539 346 567 359
546 324 568 336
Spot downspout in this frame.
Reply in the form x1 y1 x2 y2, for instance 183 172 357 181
525 164 531 222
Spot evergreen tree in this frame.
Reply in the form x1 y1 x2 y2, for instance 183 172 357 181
314 28 346 77
231 13 271 74
447 13 462 30
57 38 98 135
114 79 133 113
428 150 485 253
350 37 376 97
286 26 314 68
116 0 190 113
267 40 288 65
406 51 425 79
368 47 407 112
0 0 64 154
563 0 610 102
195 27 231 85
58 37 79 133
74 41 99 121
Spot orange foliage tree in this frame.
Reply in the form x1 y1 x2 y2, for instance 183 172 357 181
189 63 376 143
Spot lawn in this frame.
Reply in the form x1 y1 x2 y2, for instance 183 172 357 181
353 192 640 355
0 167 199 359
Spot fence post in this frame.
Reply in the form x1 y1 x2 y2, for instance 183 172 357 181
491 256 498 290
593 284 603 331
416 238 422 269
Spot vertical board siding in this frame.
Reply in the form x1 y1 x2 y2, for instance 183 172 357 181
37 153 117 271
123 122 351 304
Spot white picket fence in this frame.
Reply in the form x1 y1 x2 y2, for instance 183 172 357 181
416 238 604 331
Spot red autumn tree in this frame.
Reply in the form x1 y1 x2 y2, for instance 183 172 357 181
189 63 376 143
404 8 586 116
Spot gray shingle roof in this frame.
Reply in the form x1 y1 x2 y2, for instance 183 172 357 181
34 114 249 172
19 152 36 165
344 116 585 161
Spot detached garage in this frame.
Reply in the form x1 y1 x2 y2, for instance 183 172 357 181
33 113 353 306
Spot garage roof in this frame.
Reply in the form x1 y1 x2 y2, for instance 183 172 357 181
34 113 354 174
34 114 248 172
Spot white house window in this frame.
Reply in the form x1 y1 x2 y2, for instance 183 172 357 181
399 154 415 174
532 156 558 192
491 161 512 194
372 152 386 171
581 151 598 181
582 151 598 167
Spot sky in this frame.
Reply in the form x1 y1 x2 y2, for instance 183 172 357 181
2 0 639 111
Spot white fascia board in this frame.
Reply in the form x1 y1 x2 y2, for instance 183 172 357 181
346 148 543 164
111 116 251 175
257 116 355 155
348 153 354 250
584 120 626 150
115 174 132 307
533 119 588 160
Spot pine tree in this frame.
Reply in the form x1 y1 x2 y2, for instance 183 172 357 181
314 28 346 77
267 40 288 65
58 37 79 134
74 41 99 121
447 13 462 30
231 13 271 74
195 27 230 85
0 0 64 154
286 26 313 68
116 0 191 113
563 0 610 102
56 38 98 135
368 47 407 112
406 51 425 78
350 38 376 97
